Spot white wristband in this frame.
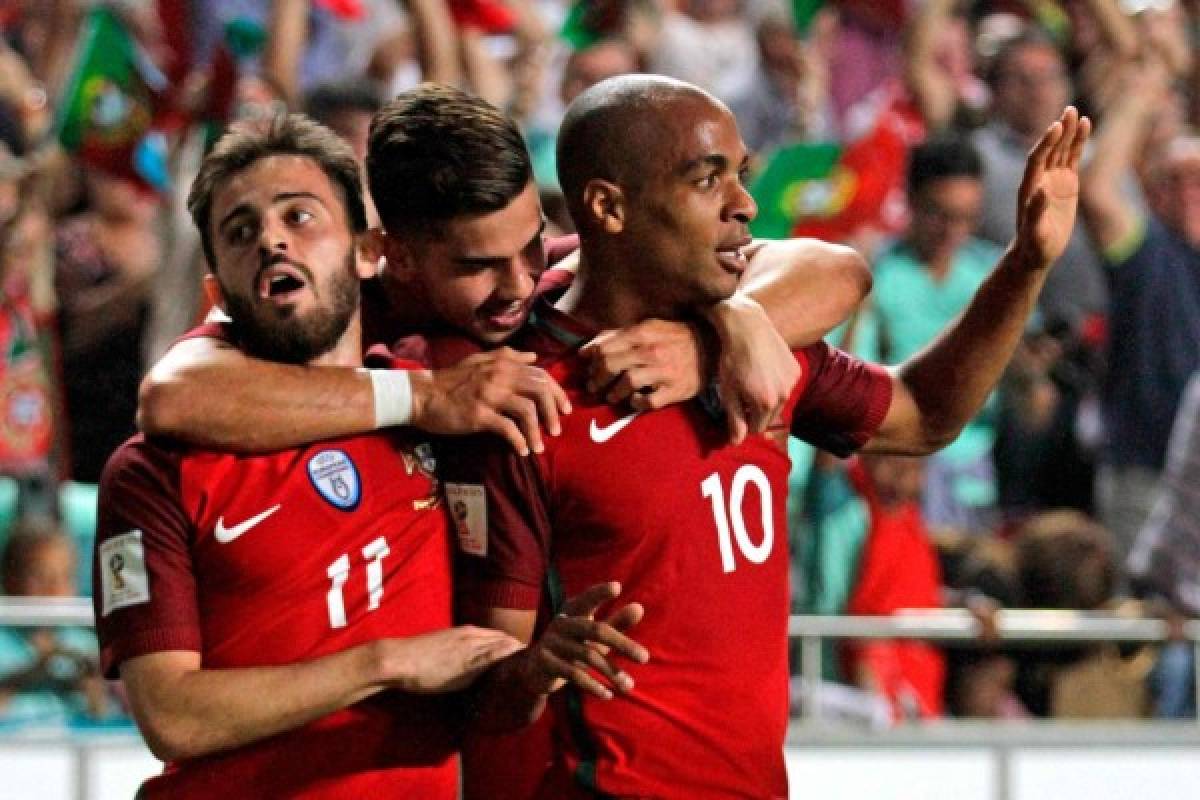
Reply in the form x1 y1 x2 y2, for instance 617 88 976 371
363 368 413 428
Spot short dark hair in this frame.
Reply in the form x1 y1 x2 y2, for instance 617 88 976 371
303 80 384 125
366 83 532 235
188 113 366 270
907 133 984 195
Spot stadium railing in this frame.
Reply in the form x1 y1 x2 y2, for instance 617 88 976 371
2 598 1200 800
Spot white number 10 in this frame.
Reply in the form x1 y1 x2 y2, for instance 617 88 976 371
325 535 391 629
701 465 774 573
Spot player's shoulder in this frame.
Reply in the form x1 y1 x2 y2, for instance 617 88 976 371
101 435 185 492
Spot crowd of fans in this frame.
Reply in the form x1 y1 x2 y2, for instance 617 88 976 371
0 0 1198 730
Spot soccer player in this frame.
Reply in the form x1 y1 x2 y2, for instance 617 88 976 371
137 85 872 459
443 75 1090 798
93 115 536 798
131 84 871 798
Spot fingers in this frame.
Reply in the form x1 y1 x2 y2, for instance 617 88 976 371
481 410 532 457
604 601 645 634
1020 115 1063 200
552 614 649 664
1068 115 1091 171
561 580 622 618
536 647 616 699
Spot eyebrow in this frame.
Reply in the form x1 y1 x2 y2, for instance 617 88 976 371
453 218 547 266
680 152 751 177
217 191 326 233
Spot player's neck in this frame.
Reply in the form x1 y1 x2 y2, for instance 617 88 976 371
557 250 674 331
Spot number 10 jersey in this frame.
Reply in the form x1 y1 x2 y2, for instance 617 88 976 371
442 301 893 800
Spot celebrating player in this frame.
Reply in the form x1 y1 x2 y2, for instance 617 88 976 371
443 75 1090 799
93 115 528 799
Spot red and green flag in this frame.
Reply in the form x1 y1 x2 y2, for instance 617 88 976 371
749 106 913 242
56 6 169 191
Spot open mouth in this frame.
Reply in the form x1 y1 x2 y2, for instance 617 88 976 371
257 262 310 301
716 238 752 275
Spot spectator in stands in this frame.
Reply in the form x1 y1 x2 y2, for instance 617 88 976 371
1011 510 1153 718
54 167 160 484
972 30 1108 341
648 0 761 111
1127 371 1200 718
1079 55 1200 565
0 517 116 725
0 97 57 488
841 454 946 721
865 133 1000 532
939 531 1029 719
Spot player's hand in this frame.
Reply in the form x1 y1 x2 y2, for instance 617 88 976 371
518 581 648 700
409 348 571 456
1013 106 1090 271
580 320 706 411
704 293 801 444
379 626 524 694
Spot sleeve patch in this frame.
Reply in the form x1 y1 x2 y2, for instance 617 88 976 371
445 483 487 556
99 531 150 616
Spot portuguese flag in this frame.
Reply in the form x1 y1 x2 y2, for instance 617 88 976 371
56 6 169 191
749 101 914 242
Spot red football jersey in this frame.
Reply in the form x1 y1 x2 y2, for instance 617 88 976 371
440 301 892 799
95 420 457 799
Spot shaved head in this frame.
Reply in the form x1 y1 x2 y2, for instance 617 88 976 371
556 75 723 225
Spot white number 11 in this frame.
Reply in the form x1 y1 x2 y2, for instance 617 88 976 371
701 465 775 573
325 535 391 629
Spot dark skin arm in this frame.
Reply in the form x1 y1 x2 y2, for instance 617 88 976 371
865 107 1090 455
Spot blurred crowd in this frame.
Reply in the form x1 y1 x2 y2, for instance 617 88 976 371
0 0 1198 728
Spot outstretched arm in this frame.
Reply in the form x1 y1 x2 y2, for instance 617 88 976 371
866 107 1090 455
139 337 570 455
121 627 519 762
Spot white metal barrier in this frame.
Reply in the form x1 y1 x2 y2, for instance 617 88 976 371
2 599 1199 800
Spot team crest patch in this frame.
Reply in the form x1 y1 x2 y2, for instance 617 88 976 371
307 449 361 510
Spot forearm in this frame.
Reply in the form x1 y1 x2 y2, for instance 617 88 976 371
891 244 1049 450
402 0 461 84
901 0 957 129
123 645 386 762
1079 84 1153 249
1083 0 1139 60
262 0 309 108
139 355 378 451
739 239 871 348
469 650 548 733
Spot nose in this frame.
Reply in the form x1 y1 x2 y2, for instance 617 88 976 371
497 255 535 301
258 214 289 254
725 179 758 226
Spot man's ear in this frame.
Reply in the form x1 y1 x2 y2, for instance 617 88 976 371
368 227 420 285
583 179 626 234
202 273 224 310
356 228 386 280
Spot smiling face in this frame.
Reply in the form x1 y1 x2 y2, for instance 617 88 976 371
618 95 757 311
388 181 547 344
207 154 372 364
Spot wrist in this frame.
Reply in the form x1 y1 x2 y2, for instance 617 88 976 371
361 368 415 428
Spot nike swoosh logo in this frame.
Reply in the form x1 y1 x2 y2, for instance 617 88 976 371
214 504 282 544
589 412 642 443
